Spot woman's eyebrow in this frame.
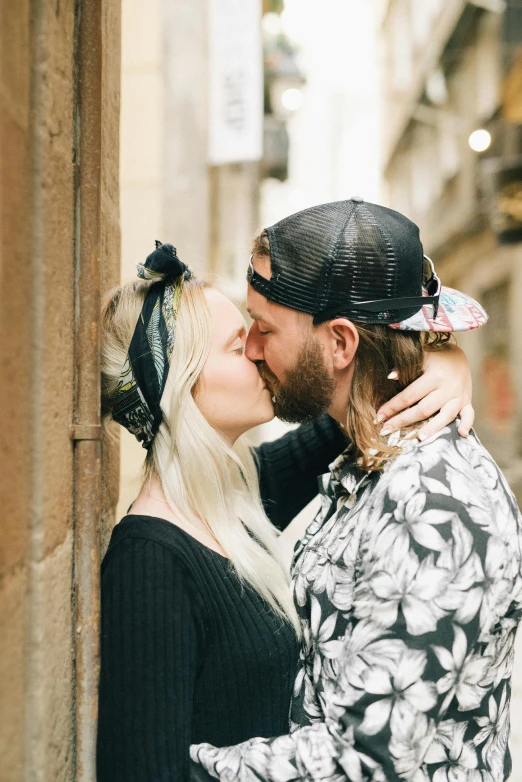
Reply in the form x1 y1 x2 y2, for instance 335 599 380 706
247 309 268 323
224 325 246 348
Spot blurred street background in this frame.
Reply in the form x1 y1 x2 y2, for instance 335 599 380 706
2 0 522 778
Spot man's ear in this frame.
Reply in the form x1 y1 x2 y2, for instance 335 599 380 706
326 318 359 370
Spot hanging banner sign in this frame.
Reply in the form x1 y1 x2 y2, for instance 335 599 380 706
208 0 263 165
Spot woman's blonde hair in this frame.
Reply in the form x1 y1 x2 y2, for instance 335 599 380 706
101 277 300 635
252 232 451 472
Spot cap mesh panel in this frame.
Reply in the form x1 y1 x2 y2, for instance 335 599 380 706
264 199 425 324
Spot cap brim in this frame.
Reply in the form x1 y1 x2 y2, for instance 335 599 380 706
389 286 488 332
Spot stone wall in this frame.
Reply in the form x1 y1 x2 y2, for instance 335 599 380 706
0 0 120 778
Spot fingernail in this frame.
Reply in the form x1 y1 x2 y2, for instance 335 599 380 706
374 414 386 424
380 426 392 436
418 431 427 442
387 370 399 380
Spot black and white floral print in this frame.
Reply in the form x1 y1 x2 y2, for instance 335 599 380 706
191 423 522 781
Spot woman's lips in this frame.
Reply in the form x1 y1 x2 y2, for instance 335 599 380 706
263 384 276 404
262 383 275 403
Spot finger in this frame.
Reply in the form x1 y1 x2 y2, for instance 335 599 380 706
457 403 474 437
417 398 462 441
376 374 437 423
379 390 446 434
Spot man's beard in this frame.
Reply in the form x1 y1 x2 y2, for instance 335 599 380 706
257 337 335 424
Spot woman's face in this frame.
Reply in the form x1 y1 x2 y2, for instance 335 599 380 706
195 288 274 442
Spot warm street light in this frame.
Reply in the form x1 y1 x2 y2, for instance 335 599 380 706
469 129 492 152
281 87 303 111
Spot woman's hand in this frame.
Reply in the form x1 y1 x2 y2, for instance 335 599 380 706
376 344 473 441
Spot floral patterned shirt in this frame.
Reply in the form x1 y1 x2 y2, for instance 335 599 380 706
191 423 522 781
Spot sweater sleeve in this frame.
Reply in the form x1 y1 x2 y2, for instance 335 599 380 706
96 537 206 782
254 414 348 531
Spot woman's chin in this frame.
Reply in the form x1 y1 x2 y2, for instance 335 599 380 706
237 394 276 433
263 408 276 424
252 403 276 428
262 394 276 420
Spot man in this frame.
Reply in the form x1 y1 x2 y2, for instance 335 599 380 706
191 199 520 781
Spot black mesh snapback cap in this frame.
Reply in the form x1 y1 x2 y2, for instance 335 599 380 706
248 198 487 333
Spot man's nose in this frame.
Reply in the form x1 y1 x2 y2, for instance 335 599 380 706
246 322 264 362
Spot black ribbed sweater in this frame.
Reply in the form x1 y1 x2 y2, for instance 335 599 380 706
96 416 347 782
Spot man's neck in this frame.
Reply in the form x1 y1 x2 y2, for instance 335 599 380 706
327 369 353 426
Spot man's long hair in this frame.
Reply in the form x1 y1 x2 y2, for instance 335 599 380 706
346 324 450 470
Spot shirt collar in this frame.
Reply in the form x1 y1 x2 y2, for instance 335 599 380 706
292 428 423 572
326 427 420 500
327 445 368 500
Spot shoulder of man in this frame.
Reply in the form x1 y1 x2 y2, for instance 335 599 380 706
383 421 517 511
356 422 522 635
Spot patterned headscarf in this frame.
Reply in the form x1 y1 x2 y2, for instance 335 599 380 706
111 241 192 449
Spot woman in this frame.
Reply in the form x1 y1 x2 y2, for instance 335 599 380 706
96 241 474 781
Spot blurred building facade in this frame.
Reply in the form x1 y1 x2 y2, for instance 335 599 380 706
120 0 266 295
381 0 522 498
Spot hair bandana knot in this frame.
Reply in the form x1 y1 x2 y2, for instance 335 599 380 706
136 240 192 283
111 241 190 448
